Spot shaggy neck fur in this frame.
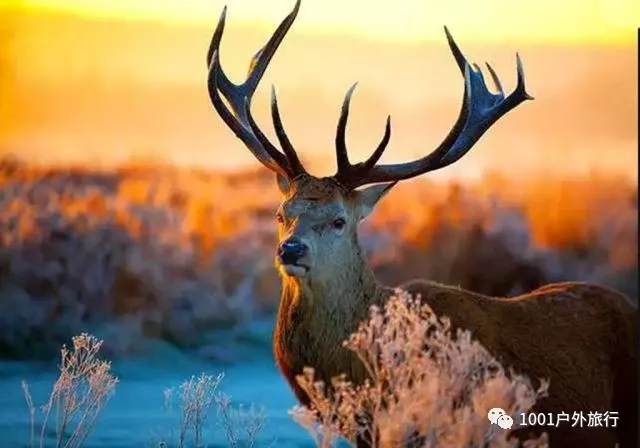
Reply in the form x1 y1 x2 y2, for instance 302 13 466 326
281 241 382 330
274 238 386 404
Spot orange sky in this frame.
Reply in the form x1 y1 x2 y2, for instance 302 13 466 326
14 0 640 44
0 0 637 179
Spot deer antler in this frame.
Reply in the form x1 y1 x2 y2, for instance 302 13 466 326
333 26 533 190
206 3 532 189
206 0 306 180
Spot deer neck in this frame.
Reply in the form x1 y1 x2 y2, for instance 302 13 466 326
274 243 384 395
279 245 382 325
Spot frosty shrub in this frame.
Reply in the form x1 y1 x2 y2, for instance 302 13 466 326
0 161 636 358
155 373 269 448
291 290 549 448
22 333 118 448
21 334 269 448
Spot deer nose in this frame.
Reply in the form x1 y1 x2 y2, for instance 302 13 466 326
278 238 308 265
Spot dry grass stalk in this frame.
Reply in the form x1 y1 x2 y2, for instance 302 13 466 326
291 291 549 448
159 373 268 448
22 333 118 448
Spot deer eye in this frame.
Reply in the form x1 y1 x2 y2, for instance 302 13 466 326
332 217 346 229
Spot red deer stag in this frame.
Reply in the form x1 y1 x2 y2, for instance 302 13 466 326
205 1 638 447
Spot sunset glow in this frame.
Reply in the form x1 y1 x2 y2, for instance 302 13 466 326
2 0 636 175
17 0 639 44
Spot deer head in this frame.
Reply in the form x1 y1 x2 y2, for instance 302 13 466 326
206 0 532 283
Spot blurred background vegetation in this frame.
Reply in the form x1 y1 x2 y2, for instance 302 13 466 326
0 0 636 359
0 159 636 358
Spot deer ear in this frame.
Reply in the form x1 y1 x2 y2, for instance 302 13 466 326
276 173 291 195
353 182 397 221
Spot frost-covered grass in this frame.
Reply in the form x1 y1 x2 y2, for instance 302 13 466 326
21 334 118 448
21 292 550 447
0 157 636 360
20 334 271 448
291 291 548 448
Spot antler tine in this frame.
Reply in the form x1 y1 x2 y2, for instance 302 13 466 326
341 27 533 188
361 115 391 171
335 83 358 176
270 86 306 175
444 26 467 76
334 83 393 187
208 51 289 176
206 0 306 178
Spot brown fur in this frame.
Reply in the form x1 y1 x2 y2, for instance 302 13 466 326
271 175 638 448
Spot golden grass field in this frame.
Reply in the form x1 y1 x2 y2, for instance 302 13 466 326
0 156 636 357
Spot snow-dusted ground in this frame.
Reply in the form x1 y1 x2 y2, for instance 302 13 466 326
0 341 316 448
